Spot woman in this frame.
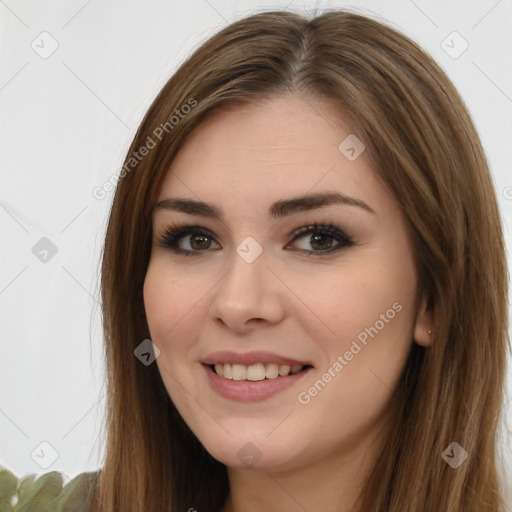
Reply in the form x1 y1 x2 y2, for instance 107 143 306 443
99 8 510 512
6 7 508 512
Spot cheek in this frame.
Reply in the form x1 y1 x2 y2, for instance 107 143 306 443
143 263 172 340
143 262 195 367
143 258 198 340
292 267 414 441
143 260 206 416
312 264 408 338
306 258 416 387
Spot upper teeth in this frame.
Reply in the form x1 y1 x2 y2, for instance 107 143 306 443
214 363 304 381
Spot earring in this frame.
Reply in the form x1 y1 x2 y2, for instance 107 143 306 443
428 330 432 334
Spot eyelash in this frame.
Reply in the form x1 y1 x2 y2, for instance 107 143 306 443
156 221 355 257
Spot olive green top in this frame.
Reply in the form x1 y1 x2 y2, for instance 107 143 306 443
0 467 100 512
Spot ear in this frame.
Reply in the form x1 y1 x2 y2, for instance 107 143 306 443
413 292 435 347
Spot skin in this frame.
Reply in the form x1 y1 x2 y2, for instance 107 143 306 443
143 94 434 512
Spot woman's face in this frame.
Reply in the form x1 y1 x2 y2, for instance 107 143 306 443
143 94 433 472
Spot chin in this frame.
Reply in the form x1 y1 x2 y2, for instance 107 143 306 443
197 429 305 472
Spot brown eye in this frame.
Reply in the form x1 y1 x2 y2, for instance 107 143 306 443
157 221 354 257
157 224 220 257
288 223 354 255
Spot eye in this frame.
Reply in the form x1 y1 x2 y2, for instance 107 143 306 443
288 222 354 255
156 221 354 257
156 223 220 256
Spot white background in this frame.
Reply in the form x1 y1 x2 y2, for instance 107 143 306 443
1 0 511 503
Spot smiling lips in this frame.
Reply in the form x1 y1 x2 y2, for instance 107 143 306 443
202 350 312 379
201 350 313 401
214 362 304 381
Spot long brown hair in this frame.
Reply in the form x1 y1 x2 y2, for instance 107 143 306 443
95 9 510 511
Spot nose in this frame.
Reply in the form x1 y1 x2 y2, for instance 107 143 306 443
208 246 286 334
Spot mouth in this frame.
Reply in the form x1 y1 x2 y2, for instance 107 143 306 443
201 350 314 401
208 362 313 381
201 357 314 402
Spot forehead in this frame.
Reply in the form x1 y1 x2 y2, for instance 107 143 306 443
172 94 353 165
156 94 389 217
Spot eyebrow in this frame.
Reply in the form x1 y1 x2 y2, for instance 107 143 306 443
153 192 376 219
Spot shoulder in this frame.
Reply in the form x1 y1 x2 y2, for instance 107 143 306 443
0 466 101 512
